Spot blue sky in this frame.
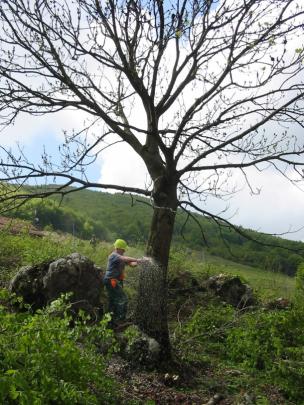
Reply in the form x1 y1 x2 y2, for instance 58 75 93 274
23 131 102 184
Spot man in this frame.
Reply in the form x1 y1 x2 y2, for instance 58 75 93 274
103 239 142 328
89 234 97 250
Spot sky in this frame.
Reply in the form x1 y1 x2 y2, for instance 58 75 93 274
1 0 304 243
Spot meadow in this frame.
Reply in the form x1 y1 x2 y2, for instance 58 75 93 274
0 227 303 404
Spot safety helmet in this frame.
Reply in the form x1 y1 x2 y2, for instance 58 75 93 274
114 239 128 250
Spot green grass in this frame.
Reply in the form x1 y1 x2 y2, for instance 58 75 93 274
0 229 146 286
0 227 296 302
7 185 304 278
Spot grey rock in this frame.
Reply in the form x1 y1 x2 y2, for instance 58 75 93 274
121 325 161 369
203 393 224 405
10 253 104 318
205 273 256 308
9 261 51 308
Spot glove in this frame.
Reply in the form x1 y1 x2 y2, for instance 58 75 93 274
110 279 117 288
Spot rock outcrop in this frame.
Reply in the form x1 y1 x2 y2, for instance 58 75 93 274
205 274 256 308
9 253 104 318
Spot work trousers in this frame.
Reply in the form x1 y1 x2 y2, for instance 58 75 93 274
104 280 128 323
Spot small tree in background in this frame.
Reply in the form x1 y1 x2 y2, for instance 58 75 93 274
0 0 304 356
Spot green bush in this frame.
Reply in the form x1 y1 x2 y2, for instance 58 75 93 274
0 290 119 404
226 305 304 401
295 262 304 296
175 304 235 361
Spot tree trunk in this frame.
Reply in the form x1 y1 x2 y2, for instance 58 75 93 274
135 177 177 360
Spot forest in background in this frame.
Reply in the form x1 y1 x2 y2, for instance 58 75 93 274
5 186 304 277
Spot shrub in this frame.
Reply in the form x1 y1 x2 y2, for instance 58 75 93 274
175 304 235 361
295 262 304 296
226 305 304 401
0 290 119 404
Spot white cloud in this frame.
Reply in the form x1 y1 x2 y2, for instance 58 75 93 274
98 141 149 189
232 171 304 241
191 168 303 242
1 108 88 147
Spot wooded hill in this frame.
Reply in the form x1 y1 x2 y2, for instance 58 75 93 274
6 186 304 276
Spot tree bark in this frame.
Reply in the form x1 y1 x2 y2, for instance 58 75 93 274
135 176 178 360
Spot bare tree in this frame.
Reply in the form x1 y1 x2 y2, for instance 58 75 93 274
0 0 304 356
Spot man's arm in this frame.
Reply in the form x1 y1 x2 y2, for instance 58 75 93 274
119 255 141 265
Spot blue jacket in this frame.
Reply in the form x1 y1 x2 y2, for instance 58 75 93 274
103 252 125 281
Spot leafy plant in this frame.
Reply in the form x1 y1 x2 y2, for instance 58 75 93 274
295 262 304 296
226 305 304 401
0 290 119 404
174 304 235 362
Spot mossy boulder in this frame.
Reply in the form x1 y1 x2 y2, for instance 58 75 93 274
205 274 256 308
9 253 104 318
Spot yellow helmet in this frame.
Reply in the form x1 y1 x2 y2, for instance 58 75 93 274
114 239 128 250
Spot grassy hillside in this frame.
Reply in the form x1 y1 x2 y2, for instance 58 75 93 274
4 185 304 276
0 224 294 301
0 229 303 404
